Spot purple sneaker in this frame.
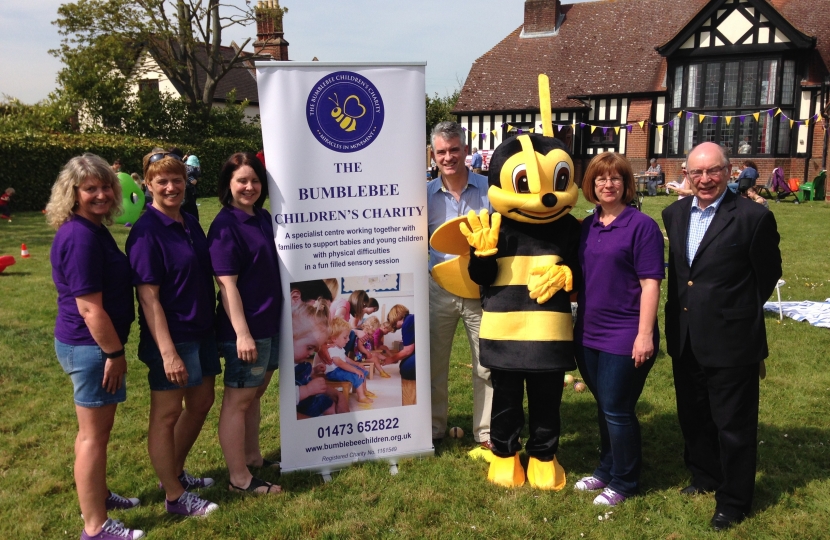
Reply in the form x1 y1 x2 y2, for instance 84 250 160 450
80 518 145 539
105 491 140 511
165 491 219 517
574 476 607 491
593 488 627 506
158 470 215 491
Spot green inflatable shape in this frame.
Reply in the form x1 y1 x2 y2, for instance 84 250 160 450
115 172 144 225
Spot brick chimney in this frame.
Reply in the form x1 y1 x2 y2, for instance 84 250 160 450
254 0 289 61
523 0 562 36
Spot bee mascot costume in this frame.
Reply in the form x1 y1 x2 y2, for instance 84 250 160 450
430 75 581 489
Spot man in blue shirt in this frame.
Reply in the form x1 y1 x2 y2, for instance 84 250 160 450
470 147 483 175
427 122 493 450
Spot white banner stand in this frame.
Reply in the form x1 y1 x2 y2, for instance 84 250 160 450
257 62 433 476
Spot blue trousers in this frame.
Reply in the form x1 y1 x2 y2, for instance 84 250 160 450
575 345 655 497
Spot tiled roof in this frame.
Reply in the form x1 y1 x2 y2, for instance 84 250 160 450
771 0 830 83
455 0 828 113
197 46 259 104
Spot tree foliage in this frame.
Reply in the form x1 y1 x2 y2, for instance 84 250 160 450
425 89 460 144
52 0 277 116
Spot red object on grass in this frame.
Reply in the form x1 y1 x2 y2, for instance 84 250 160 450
0 255 15 272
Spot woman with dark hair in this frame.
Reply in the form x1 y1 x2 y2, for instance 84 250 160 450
126 150 219 517
736 160 760 193
208 152 282 494
574 152 664 506
47 154 144 540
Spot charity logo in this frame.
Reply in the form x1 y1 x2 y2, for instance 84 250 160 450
306 71 385 153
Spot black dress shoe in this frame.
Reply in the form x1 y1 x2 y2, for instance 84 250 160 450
680 484 706 495
710 511 741 531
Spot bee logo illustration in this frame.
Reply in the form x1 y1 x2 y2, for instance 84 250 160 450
328 93 366 132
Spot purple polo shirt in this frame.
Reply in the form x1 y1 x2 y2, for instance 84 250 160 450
51 215 135 345
575 206 665 356
207 206 282 341
126 204 215 343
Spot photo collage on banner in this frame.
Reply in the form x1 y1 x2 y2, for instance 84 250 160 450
257 63 432 474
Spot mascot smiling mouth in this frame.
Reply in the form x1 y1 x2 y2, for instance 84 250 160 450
508 206 573 220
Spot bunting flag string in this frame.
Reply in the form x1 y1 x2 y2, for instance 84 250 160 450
491 109 824 140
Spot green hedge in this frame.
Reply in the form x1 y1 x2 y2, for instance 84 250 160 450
0 133 261 211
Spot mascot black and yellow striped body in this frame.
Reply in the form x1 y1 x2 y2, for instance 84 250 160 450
469 216 580 372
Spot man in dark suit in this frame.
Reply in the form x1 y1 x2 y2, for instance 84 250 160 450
662 142 781 532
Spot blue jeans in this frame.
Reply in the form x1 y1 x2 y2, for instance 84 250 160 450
55 339 127 407
575 345 655 497
220 334 279 388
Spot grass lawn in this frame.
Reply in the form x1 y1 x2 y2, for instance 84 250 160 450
0 194 829 539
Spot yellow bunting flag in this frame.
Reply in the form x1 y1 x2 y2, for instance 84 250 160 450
657 125 663 133
471 132 478 140
753 112 760 122
590 126 596 133
529 128 535 134
491 129 498 137
507 125 514 132
699 114 706 123
614 127 620 134
775 108 782 117
638 121 645 129
804 118 810 125
725 116 732 125
677 111 683 118
790 119 794 128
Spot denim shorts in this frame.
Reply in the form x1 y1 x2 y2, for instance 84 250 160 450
55 339 127 408
138 333 221 391
220 334 280 388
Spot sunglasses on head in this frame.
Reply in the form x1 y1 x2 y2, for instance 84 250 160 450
148 152 183 165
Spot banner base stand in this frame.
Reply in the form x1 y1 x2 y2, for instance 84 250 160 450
285 448 435 477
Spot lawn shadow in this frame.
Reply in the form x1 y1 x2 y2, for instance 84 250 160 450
0 271 32 277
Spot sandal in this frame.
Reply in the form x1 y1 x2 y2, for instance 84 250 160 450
229 476 281 494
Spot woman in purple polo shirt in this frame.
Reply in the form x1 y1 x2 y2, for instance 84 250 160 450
573 152 664 507
125 151 219 517
47 154 144 540
208 152 282 494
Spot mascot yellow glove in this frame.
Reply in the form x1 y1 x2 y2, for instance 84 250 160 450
527 264 573 304
460 209 501 257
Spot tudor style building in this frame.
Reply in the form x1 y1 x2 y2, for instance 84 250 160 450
454 0 829 190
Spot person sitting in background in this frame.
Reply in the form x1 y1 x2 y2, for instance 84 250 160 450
665 162 692 200
645 158 663 196
745 186 769 208
736 160 759 193
47 153 144 540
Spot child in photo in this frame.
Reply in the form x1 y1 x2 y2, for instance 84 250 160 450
293 303 346 417
373 321 394 355
355 316 390 378
323 317 375 403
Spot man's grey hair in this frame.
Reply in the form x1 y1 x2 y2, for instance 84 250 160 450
650 158 657 163
431 121 466 148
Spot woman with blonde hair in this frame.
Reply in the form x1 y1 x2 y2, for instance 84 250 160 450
47 154 144 539
384 305 416 380
126 150 219 517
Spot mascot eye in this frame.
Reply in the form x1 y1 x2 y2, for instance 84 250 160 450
554 162 571 192
512 164 530 193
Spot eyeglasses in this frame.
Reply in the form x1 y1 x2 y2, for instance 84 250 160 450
148 152 183 165
594 176 624 186
687 165 727 180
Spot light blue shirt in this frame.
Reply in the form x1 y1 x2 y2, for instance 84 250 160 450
427 172 491 272
686 189 728 266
